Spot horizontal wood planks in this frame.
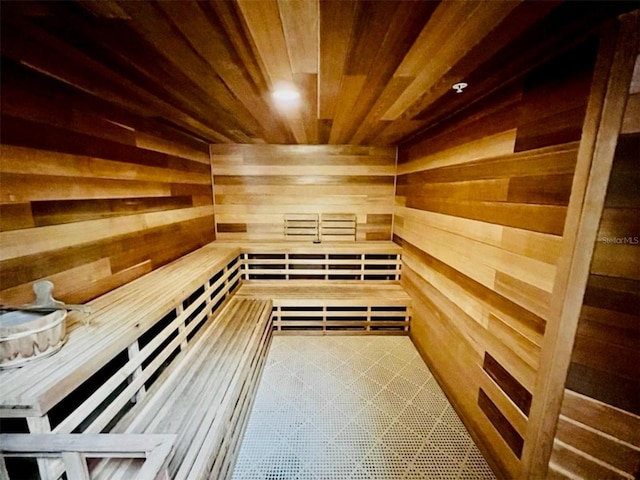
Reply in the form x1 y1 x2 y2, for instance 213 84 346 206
0 61 215 306
211 144 395 242
550 391 640 480
395 37 602 478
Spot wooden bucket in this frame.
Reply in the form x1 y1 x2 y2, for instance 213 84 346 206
0 309 67 369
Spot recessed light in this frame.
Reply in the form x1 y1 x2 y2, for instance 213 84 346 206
272 88 300 101
271 83 301 110
452 82 468 94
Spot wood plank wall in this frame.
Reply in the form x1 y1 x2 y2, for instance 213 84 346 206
549 49 640 480
210 144 395 241
394 37 601 478
0 60 216 307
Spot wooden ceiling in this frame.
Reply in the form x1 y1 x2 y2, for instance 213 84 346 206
0 1 633 146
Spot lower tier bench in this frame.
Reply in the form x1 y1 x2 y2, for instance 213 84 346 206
235 281 411 334
92 297 273 480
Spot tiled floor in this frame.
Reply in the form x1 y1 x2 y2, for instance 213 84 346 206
232 336 496 480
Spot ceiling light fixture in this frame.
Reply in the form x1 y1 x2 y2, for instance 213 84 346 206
452 82 468 94
272 89 300 101
271 84 301 109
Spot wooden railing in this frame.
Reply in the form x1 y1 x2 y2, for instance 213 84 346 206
0 434 175 480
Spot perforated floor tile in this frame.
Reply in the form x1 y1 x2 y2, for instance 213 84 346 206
232 336 496 480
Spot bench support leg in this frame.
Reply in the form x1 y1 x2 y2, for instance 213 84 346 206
128 340 147 403
0 455 9 480
61 452 90 480
26 416 59 480
177 304 188 352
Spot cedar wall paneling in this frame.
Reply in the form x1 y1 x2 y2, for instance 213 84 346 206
549 50 640 479
0 61 215 306
394 38 600 478
211 144 395 241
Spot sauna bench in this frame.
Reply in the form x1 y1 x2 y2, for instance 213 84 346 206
216 240 403 281
235 281 412 334
0 243 241 419
1 239 409 479
92 297 273 480
215 240 403 255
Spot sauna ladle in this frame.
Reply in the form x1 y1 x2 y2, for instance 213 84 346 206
0 280 92 315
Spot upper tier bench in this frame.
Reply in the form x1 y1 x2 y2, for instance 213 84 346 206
218 241 403 281
0 244 241 420
225 241 410 334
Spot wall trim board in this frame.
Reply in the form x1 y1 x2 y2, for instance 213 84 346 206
520 12 639 479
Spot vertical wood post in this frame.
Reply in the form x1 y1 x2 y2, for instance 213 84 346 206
61 452 90 480
176 304 188 351
0 455 9 480
26 416 57 480
127 340 147 403
520 12 639 479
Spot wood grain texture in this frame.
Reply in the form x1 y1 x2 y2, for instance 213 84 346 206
396 35 602 479
211 144 395 241
478 388 524 459
2 1 631 146
483 353 532 417
0 61 215 305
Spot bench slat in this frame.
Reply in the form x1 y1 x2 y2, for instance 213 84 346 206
122 299 257 434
